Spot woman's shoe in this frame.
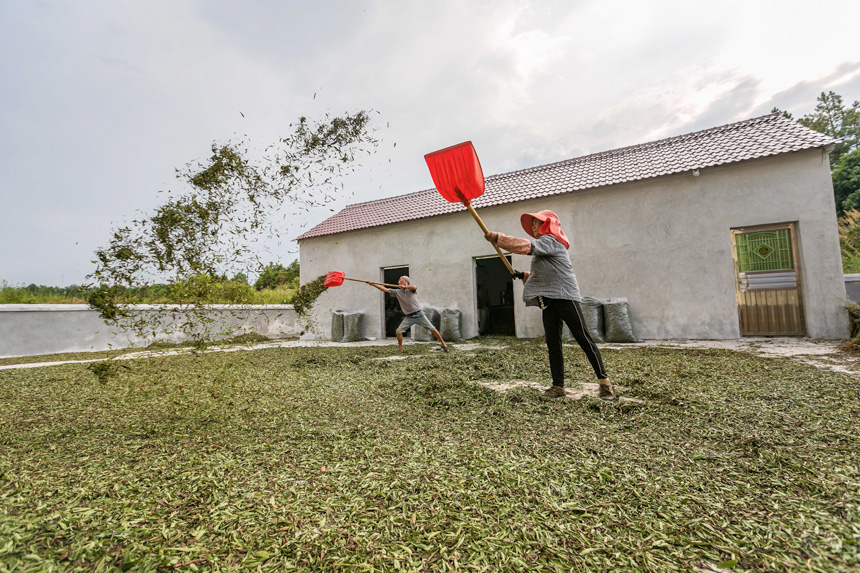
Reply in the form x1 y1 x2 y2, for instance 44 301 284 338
542 385 566 398
598 382 615 401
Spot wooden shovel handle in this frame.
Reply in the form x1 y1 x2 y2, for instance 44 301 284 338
465 204 516 275
343 277 402 288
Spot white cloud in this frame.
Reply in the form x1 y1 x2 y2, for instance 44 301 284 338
2 0 860 285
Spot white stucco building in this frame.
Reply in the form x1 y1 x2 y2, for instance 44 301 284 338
296 114 849 341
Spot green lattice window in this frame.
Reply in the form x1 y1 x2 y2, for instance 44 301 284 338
736 229 794 272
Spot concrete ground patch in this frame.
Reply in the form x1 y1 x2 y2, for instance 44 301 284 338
602 337 860 378
478 379 645 403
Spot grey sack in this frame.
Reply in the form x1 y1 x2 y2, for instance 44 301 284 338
413 308 441 341
562 297 606 343
439 309 462 342
603 298 638 343
331 311 345 342
341 312 365 342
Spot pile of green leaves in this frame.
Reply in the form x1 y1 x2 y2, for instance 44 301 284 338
1 341 858 571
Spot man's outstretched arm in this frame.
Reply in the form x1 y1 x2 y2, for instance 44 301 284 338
370 283 392 294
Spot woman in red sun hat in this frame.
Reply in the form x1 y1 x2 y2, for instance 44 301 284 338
485 210 614 400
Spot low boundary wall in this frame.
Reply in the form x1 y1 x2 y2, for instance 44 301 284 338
0 304 300 358
845 274 860 305
4 276 857 358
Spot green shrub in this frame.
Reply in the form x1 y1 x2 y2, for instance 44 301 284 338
839 303 860 352
254 261 299 291
0 281 88 304
838 210 860 272
2 277 297 305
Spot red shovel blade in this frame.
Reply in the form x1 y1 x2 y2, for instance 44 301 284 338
425 141 485 205
324 271 345 288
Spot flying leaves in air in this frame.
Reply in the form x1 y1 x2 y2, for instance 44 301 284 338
89 111 381 342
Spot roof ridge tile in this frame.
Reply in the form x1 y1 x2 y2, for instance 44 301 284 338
297 114 837 240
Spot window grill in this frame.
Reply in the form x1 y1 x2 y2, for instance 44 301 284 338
735 230 794 272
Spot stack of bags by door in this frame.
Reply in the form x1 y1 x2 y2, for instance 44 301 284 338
331 311 364 342
329 300 633 343
563 297 638 343
413 308 462 342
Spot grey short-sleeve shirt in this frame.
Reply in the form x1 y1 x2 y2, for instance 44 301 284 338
522 235 581 305
389 288 422 315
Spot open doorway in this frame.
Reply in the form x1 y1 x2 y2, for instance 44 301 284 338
382 266 409 338
475 256 515 335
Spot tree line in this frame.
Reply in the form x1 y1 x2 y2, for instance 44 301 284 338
0 260 300 304
773 90 860 214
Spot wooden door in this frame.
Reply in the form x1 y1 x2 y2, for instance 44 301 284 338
731 223 806 336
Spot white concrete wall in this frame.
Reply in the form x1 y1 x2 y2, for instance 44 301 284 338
0 304 300 358
299 150 849 340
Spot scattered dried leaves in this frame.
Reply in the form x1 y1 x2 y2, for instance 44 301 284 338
1 341 858 571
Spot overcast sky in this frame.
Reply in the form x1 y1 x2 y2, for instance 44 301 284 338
2 0 859 286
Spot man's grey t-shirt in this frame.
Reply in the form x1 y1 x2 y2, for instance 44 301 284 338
522 235 581 306
389 288 422 315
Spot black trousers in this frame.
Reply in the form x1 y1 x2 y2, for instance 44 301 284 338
541 297 608 386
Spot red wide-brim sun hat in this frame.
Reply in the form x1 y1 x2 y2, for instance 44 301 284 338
520 210 570 249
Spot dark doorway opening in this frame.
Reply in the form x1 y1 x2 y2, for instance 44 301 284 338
383 266 409 338
476 256 515 335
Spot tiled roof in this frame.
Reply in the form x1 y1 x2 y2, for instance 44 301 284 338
296 114 837 240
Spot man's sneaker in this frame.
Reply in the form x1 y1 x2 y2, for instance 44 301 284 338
542 385 566 398
441 345 450 354
598 383 615 401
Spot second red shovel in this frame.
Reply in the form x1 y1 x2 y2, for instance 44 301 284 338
324 271 400 289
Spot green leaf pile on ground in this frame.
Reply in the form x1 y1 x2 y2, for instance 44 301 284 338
0 348 137 368
1 341 858 571
0 334 292 368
